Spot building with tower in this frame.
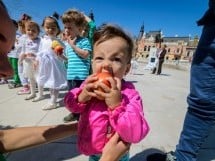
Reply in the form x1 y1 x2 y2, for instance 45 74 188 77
136 24 199 62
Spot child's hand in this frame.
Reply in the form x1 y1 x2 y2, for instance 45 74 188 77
78 74 98 103
27 53 35 57
33 60 38 70
20 53 26 59
94 76 122 109
67 37 77 48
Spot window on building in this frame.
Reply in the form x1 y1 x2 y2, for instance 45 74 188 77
187 51 190 57
177 48 180 53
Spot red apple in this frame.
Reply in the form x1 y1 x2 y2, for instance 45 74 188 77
54 45 63 55
95 71 112 100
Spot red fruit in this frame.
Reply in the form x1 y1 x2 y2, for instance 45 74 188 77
54 45 63 55
95 72 112 100
97 72 112 87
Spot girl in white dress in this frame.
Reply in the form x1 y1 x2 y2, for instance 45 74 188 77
19 21 40 100
34 15 67 110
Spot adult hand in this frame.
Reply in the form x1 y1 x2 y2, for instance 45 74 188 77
99 133 130 161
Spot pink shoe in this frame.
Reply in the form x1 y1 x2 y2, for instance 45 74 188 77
0 79 8 84
17 87 30 95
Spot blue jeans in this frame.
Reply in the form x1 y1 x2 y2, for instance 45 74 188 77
175 25 215 161
175 111 215 161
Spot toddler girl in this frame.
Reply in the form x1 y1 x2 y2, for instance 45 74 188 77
35 14 67 110
16 15 31 94
64 24 150 161
19 21 40 100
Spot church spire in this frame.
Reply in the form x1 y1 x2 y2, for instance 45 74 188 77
89 9 95 21
138 22 144 41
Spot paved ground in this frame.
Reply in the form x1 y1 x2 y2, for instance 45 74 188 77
0 62 215 161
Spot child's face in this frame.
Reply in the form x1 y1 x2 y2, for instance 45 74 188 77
43 18 59 37
92 37 131 80
64 22 80 39
25 24 39 40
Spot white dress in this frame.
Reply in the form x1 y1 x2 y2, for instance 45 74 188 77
22 37 41 79
37 35 67 90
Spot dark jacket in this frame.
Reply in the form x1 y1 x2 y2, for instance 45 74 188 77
159 49 167 60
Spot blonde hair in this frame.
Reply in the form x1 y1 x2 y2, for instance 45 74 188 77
25 21 40 33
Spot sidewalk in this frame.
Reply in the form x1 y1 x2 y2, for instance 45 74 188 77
0 62 215 161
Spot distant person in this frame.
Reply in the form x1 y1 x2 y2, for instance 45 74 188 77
15 14 32 94
19 21 41 100
64 24 149 161
61 9 92 122
0 2 130 161
130 57 138 74
147 0 215 161
152 44 167 75
34 13 67 110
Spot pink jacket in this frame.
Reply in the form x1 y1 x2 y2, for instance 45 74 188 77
64 81 149 155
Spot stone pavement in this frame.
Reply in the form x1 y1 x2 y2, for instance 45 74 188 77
0 62 215 161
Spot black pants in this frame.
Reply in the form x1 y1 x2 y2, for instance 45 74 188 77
67 80 84 120
152 59 164 75
157 59 164 75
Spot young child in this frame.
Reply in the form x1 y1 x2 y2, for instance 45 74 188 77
35 14 67 110
19 21 41 100
64 24 150 161
61 9 92 121
16 14 32 94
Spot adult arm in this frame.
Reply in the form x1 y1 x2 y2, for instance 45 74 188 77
0 123 78 153
99 133 130 161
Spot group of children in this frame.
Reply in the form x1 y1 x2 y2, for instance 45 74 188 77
2 8 150 161
3 9 95 111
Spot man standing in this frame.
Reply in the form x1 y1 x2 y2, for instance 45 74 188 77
152 44 167 75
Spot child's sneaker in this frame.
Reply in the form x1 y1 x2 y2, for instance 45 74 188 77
0 79 8 84
17 87 30 95
166 151 176 161
42 103 57 110
8 82 22 89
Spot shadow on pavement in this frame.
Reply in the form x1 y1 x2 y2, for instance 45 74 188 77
6 136 81 161
130 148 165 161
0 125 14 130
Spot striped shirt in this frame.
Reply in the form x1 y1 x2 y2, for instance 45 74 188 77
65 37 92 80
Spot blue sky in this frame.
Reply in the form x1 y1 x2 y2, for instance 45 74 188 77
4 0 207 38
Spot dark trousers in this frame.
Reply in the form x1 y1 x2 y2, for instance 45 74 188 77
152 59 164 75
157 59 164 75
67 80 84 120
67 80 83 91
